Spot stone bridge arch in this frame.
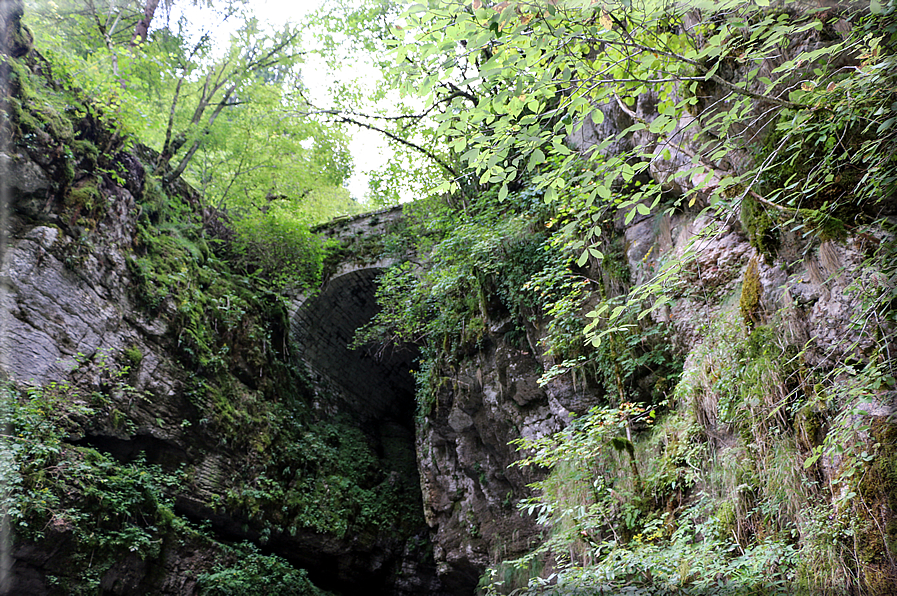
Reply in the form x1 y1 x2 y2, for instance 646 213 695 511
283 207 444 592
291 204 418 431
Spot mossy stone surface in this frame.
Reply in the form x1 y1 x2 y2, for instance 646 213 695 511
739 256 762 330
740 196 777 265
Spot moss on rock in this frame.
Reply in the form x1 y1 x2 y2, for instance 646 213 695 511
64 177 100 211
740 196 777 264
798 207 849 243
739 256 763 331
851 416 897 593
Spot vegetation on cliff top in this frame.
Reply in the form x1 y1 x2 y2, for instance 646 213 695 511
21 0 365 294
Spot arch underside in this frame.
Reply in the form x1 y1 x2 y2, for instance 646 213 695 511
292 266 418 430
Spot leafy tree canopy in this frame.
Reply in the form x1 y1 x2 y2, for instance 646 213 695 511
318 0 896 339
24 0 362 224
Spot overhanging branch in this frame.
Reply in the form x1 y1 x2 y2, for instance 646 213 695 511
308 110 458 178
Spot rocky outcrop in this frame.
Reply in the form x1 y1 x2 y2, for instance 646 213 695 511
417 340 568 592
415 201 895 592
0 0 30 58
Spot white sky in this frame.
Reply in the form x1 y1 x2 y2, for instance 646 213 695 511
169 0 395 203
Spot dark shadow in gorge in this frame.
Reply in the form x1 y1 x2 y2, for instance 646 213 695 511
289 267 445 595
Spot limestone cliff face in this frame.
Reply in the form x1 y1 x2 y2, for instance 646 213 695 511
417 341 562 591
1 129 440 595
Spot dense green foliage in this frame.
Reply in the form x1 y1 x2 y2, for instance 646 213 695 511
220 413 423 540
336 1 897 594
2 378 183 593
353 186 550 418
197 545 333 596
481 299 897 594
2 363 363 596
22 0 364 292
23 0 355 203
5 0 897 593
372 0 896 341
356 177 680 444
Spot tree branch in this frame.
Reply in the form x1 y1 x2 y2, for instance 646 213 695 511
598 37 806 110
131 0 160 46
166 82 240 182
310 110 458 177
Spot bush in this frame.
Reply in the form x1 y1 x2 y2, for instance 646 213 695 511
229 206 328 290
198 545 332 596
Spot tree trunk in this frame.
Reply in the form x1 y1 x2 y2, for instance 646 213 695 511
131 0 160 46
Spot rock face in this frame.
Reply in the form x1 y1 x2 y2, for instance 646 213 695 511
1 181 141 385
417 341 564 592
412 206 895 592
0 0 30 58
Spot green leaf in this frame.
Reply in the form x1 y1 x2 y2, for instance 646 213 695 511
528 148 546 172
704 60 720 81
804 446 823 469
638 295 670 320
498 184 509 202
649 115 671 134
877 117 896 134
461 147 480 163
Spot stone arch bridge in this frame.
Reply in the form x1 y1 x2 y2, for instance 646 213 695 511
289 205 417 432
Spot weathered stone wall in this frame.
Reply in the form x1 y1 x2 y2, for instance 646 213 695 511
312 205 405 244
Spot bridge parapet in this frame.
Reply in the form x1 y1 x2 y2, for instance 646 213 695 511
313 204 413 280
312 204 405 244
